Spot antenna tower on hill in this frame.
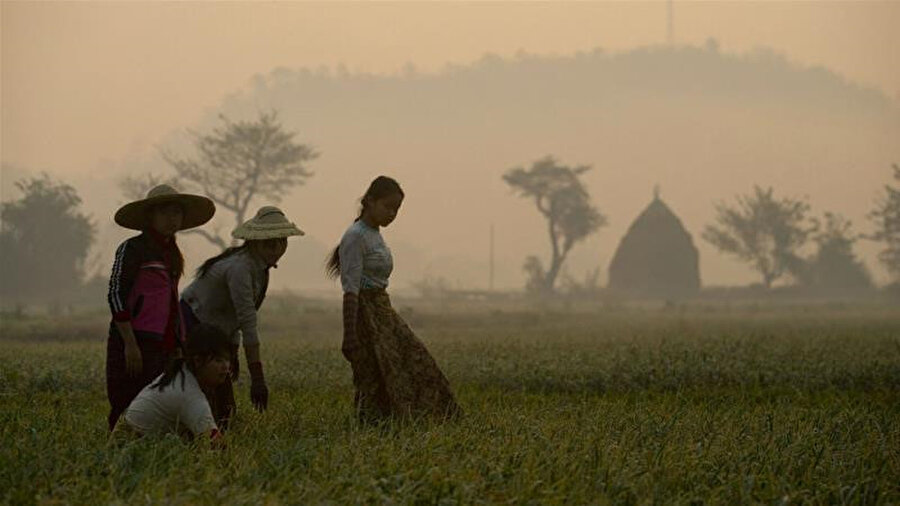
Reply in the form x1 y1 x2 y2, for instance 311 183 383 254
667 0 675 45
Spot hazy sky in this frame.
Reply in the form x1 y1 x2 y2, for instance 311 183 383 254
2 1 899 290
3 1 898 176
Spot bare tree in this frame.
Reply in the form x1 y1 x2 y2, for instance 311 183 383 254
503 156 607 293
703 186 815 289
868 163 900 281
157 111 318 249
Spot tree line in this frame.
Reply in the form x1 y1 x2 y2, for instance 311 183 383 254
2 111 898 309
506 158 897 295
1 112 316 311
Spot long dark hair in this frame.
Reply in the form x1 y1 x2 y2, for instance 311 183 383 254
152 323 231 392
167 237 185 282
195 244 248 279
325 176 404 279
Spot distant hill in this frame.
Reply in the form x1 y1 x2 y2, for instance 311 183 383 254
165 44 899 291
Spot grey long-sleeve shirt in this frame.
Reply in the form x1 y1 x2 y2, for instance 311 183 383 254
181 249 268 346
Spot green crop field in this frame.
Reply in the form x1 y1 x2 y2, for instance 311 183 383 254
2 299 899 504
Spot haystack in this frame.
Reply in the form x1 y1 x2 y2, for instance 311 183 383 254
607 193 700 298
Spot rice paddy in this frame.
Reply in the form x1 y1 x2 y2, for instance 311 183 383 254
2 298 898 504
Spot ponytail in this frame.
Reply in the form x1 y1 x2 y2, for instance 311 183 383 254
196 245 248 279
152 357 188 392
325 212 361 280
171 238 185 281
325 245 343 280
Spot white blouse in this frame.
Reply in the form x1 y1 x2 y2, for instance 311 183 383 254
338 220 393 294
123 365 218 437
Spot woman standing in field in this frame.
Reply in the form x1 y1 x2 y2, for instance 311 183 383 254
180 206 303 428
326 176 460 422
106 184 215 431
112 323 232 445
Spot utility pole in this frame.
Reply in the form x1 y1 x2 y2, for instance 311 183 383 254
489 223 495 292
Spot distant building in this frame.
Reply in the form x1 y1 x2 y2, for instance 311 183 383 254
607 192 700 299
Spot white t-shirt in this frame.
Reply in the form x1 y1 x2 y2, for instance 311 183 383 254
123 365 218 437
338 220 393 294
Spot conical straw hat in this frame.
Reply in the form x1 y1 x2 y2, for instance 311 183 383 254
232 206 304 240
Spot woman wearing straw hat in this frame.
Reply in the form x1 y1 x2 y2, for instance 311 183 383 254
106 184 215 431
180 206 303 428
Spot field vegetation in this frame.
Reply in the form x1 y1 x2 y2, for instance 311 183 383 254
2 297 899 504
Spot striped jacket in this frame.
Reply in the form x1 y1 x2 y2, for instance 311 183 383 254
107 232 184 349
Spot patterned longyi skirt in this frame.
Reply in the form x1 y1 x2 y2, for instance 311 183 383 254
343 289 461 422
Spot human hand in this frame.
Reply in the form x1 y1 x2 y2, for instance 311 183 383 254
124 342 143 378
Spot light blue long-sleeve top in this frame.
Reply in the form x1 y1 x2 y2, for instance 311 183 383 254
339 220 393 294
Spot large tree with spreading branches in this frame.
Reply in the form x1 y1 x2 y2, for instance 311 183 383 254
1 173 95 304
868 164 900 281
703 186 816 289
503 156 607 293
120 111 317 248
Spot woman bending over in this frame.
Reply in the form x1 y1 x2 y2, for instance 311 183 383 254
181 206 303 427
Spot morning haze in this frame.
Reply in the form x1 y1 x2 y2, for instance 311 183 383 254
2 1 899 294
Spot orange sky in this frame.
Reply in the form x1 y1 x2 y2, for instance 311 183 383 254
2 1 899 289
3 1 898 176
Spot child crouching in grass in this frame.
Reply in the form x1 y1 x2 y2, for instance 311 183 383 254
111 323 232 446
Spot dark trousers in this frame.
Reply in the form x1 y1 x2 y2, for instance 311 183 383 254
180 300 236 430
105 334 167 431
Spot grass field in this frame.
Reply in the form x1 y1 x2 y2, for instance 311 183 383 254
2 298 899 504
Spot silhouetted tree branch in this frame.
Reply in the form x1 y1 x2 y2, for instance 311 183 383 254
161 111 318 247
868 164 900 281
503 156 607 293
703 186 815 289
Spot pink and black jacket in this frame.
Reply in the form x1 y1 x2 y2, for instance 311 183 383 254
107 232 185 352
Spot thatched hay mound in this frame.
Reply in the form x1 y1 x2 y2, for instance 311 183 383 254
608 197 700 299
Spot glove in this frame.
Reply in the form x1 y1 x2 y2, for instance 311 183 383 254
229 344 240 381
248 361 268 413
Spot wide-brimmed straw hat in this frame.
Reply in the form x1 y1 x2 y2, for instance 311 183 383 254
114 184 216 231
232 206 304 240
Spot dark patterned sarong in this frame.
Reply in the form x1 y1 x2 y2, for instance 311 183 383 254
343 289 460 422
